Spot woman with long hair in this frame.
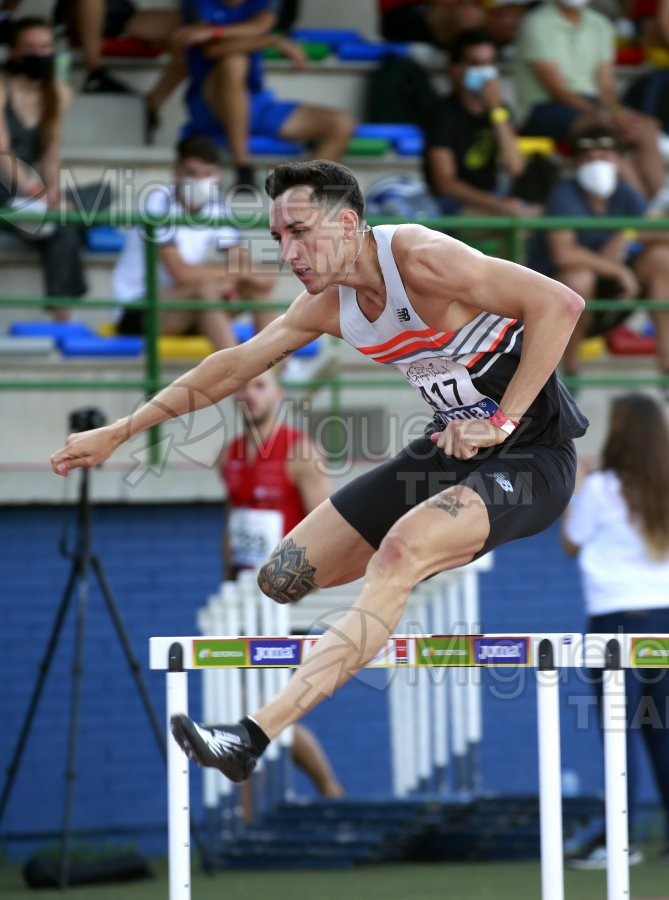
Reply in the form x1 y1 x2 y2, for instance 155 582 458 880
0 16 86 321
563 393 669 867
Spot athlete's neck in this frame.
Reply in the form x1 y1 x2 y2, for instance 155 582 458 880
338 228 386 311
243 412 278 450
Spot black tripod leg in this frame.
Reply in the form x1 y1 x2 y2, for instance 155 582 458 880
91 555 213 874
0 557 81 825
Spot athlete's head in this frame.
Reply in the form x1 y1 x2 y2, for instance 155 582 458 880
235 370 284 429
266 160 367 294
174 134 222 212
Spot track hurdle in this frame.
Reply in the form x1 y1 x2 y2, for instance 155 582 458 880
151 630 640 900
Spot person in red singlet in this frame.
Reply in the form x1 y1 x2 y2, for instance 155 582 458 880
220 369 344 799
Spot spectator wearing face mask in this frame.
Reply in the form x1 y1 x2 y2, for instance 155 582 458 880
0 16 87 322
112 134 277 350
526 123 669 386
515 0 665 198
424 28 544 216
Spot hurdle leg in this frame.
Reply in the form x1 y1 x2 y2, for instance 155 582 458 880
167 642 191 900
603 638 630 900
536 639 564 900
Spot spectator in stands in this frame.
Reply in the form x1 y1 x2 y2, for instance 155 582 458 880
424 28 544 216
177 0 355 190
378 0 484 48
113 134 277 350
515 0 665 198
526 123 669 385
562 392 669 868
54 0 185 143
0 16 85 322
622 0 669 146
220 369 345 803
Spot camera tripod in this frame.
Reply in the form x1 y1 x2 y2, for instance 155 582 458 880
0 466 209 887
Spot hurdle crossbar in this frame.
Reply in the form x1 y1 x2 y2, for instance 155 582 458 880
150 631 657 900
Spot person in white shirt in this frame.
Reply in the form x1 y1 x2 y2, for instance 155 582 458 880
563 393 669 868
112 134 277 349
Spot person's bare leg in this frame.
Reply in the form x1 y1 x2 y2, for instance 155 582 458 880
279 105 356 163
76 0 106 72
126 10 184 113
554 267 595 376
161 282 238 350
291 724 345 797
633 246 669 374
254 485 489 739
203 56 251 167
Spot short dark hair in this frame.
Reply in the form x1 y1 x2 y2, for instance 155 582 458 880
175 134 221 166
265 159 365 218
449 28 496 65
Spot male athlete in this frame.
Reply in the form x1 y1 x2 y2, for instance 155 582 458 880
51 160 588 782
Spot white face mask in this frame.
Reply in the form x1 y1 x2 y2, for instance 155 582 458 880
576 159 618 198
180 175 219 210
558 0 589 8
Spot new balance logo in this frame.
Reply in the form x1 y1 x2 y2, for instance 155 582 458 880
396 307 411 322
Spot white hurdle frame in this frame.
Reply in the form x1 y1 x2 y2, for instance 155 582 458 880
149 631 659 900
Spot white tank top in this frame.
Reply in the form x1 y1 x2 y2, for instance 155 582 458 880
338 224 524 428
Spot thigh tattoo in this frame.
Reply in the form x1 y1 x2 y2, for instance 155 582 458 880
257 537 318 604
425 494 464 518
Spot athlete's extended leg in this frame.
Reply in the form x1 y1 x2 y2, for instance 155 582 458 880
171 484 490 777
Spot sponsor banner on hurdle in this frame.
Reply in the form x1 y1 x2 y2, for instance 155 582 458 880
150 634 583 670
631 636 669 667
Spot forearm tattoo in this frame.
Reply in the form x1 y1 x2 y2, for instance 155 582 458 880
425 494 464 518
266 349 296 370
257 537 317 604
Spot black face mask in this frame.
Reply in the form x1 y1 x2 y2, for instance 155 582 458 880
7 54 54 80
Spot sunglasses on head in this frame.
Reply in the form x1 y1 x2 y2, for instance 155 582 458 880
575 136 618 151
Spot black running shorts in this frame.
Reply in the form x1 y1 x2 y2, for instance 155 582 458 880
330 437 577 556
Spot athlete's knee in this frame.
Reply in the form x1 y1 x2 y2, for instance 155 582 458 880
257 537 317 605
366 533 418 590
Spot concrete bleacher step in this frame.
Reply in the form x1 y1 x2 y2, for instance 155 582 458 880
62 94 145 150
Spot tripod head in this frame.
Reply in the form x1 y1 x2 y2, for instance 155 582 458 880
59 408 107 560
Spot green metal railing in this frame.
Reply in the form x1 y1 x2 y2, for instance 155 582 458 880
1 208 668 399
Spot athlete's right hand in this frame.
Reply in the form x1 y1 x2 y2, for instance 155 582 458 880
50 423 125 476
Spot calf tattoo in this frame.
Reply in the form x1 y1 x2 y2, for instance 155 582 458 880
425 494 465 518
258 538 317 604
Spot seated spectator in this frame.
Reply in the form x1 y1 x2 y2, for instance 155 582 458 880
424 28 544 216
177 0 355 191
378 0 484 48
482 0 533 53
515 0 665 198
113 134 277 350
622 0 669 141
526 124 669 385
0 16 85 322
54 0 184 143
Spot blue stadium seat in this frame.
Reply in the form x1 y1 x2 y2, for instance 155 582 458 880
86 225 126 253
59 335 144 357
355 123 423 141
290 28 365 48
336 41 409 61
394 134 425 156
9 321 95 339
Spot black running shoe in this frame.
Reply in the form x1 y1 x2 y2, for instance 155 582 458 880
83 66 134 95
170 714 259 783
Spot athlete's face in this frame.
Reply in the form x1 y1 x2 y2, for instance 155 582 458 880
236 373 283 427
270 186 359 294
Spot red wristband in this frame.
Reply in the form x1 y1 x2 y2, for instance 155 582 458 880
210 24 225 39
489 409 520 435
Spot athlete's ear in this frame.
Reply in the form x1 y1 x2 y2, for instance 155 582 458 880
341 208 360 241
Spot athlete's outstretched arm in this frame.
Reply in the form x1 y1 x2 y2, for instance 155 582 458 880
50 298 326 475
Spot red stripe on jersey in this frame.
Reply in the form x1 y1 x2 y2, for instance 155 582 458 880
357 326 448 356
373 332 458 364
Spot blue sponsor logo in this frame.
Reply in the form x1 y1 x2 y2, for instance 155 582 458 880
434 398 498 427
249 640 301 666
474 637 528 665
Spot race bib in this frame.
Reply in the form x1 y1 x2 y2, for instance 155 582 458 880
228 508 284 568
397 358 499 425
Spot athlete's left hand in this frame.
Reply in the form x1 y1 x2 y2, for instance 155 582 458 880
430 420 508 460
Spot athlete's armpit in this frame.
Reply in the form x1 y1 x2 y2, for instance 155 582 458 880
257 537 317 604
